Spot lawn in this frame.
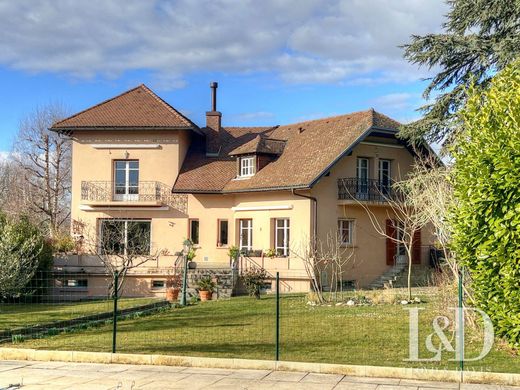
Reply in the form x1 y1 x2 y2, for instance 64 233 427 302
0 297 161 331
7 289 519 373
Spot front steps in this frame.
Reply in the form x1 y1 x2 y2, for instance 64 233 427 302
368 261 408 289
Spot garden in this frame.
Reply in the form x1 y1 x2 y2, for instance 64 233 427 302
4 287 519 374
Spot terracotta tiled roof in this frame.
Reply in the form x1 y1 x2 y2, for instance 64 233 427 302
229 134 285 156
51 84 198 131
173 109 402 193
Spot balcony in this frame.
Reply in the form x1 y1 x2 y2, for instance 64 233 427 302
337 178 397 203
80 181 187 212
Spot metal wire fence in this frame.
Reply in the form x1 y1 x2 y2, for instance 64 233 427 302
1 267 518 375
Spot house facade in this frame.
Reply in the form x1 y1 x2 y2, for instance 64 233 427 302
51 83 434 298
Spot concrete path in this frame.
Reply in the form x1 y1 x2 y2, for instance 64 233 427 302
0 360 518 389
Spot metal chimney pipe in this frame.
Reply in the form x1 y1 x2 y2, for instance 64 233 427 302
210 82 218 111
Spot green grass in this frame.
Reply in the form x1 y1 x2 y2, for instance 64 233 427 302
7 290 519 373
0 297 161 331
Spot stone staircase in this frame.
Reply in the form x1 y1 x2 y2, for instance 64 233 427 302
368 260 408 290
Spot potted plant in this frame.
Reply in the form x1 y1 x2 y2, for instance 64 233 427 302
197 276 216 301
165 274 181 302
187 247 197 269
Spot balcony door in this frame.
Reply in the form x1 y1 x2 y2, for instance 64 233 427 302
356 158 369 199
378 159 391 196
114 160 139 201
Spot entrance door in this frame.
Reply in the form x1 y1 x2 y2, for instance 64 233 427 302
114 160 139 201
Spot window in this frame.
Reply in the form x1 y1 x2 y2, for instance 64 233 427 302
100 219 151 255
275 218 290 256
61 279 88 288
239 219 253 252
114 160 139 201
338 219 354 245
151 280 165 289
189 219 199 245
218 220 228 247
240 156 255 177
378 159 391 194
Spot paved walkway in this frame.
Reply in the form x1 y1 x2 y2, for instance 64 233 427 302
0 360 518 389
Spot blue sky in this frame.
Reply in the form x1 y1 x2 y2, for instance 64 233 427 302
0 0 448 154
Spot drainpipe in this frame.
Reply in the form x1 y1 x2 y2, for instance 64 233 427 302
291 189 318 250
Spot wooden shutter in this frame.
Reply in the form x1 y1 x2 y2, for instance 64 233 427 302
385 219 396 265
412 228 422 264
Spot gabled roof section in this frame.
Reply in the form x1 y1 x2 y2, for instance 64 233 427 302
229 134 285 156
173 109 408 194
51 84 199 131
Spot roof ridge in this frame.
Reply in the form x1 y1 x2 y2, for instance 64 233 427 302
139 84 199 129
52 85 144 127
279 109 373 128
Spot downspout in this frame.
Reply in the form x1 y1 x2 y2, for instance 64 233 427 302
291 188 318 249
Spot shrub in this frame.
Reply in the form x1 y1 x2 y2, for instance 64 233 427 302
0 214 53 300
197 276 216 293
241 268 267 299
451 61 520 347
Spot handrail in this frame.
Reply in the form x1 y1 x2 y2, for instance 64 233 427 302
337 177 397 202
80 180 188 213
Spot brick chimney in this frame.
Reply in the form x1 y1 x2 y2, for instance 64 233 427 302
205 82 222 156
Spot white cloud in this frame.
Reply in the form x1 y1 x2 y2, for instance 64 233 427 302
369 92 418 111
0 0 448 88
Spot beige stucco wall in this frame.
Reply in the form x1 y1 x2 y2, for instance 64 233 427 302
67 129 433 295
311 138 435 288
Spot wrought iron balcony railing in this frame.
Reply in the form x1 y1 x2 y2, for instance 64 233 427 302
337 178 396 202
80 181 187 213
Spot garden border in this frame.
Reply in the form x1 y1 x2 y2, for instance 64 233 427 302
1 347 519 386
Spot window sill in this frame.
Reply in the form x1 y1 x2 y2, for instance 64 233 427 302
340 244 357 248
216 245 229 249
233 176 253 181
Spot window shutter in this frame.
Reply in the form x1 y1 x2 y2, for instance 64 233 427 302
412 228 422 264
386 219 396 265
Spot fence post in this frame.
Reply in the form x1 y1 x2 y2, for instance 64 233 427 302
180 253 188 306
112 271 119 354
458 267 464 377
275 272 280 361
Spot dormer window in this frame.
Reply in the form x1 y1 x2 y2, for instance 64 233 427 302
240 156 255 177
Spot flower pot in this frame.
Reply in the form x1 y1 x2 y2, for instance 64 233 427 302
188 261 197 269
166 287 180 302
199 290 212 301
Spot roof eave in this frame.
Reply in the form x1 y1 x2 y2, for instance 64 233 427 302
49 125 202 135
172 184 310 195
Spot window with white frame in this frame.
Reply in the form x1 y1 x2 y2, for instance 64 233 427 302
338 219 354 245
239 219 253 252
240 156 255 177
275 218 290 256
99 219 151 256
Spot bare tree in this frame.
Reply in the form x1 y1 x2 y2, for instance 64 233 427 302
403 159 474 303
0 159 36 219
342 174 429 301
80 219 166 297
12 104 71 236
292 231 355 304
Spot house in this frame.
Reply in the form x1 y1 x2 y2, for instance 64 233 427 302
50 82 434 298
